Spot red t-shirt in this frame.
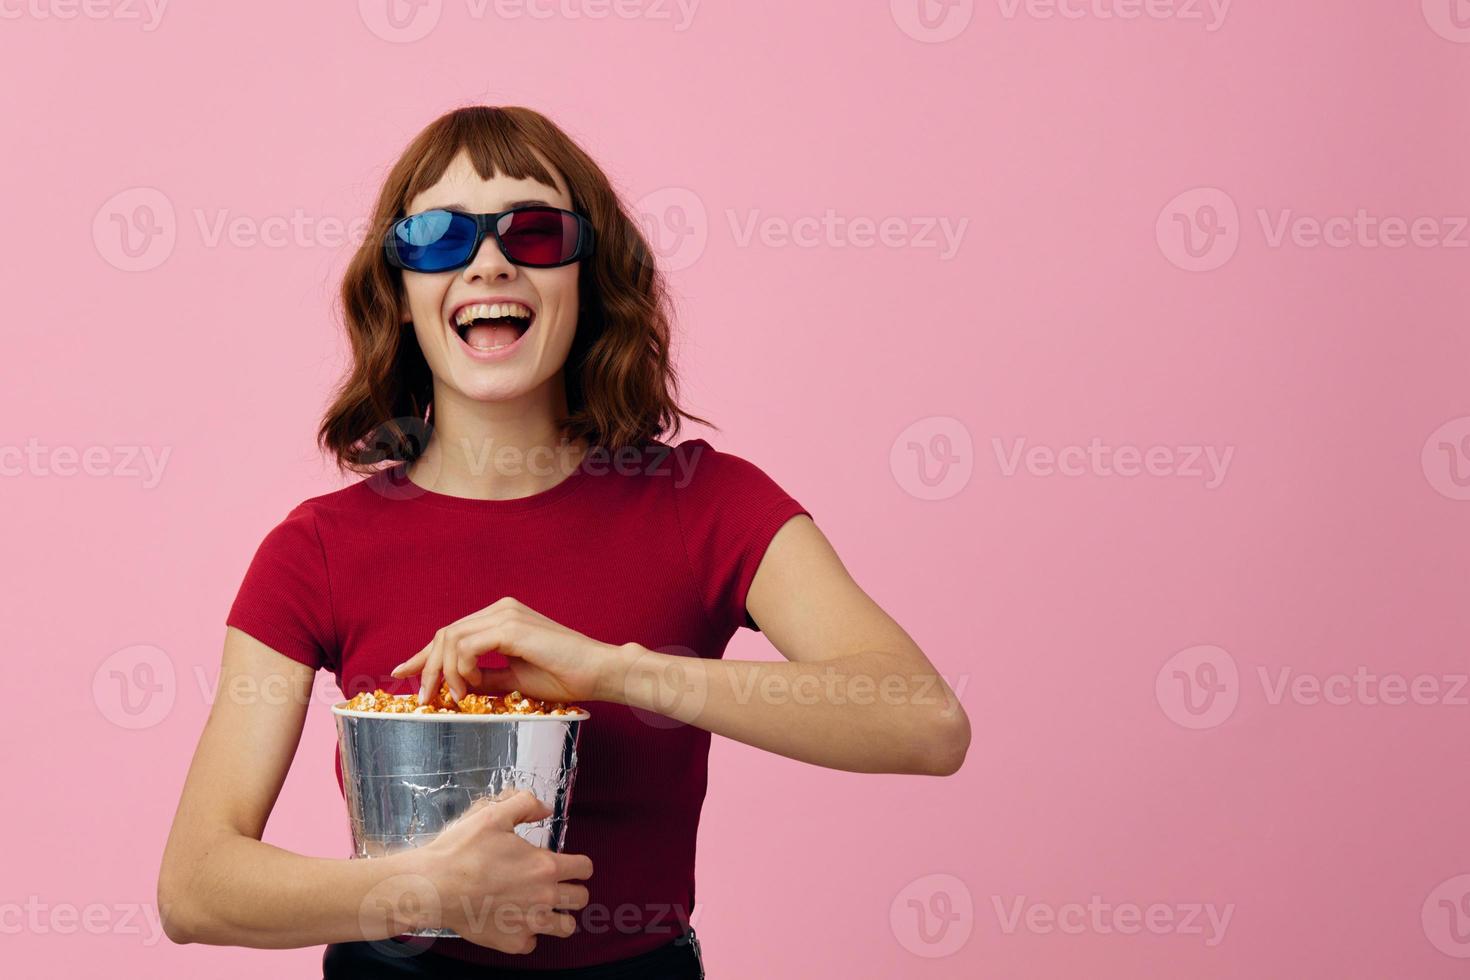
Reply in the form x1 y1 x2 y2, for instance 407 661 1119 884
224 437 810 969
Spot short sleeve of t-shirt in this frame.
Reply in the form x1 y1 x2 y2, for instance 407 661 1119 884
671 439 811 635
225 502 337 672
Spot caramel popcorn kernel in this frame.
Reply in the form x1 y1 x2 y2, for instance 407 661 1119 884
342 682 581 716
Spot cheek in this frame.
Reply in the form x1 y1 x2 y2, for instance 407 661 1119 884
530 272 581 340
402 274 445 324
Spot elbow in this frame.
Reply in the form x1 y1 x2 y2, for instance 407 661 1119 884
161 914 196 947
918 706 971 776
157 861 204 945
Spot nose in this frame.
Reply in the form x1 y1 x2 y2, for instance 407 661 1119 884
461 232 518 283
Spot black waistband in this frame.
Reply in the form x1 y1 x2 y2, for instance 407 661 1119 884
322 929 704 979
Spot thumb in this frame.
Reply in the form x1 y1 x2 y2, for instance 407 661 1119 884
485 789 552 831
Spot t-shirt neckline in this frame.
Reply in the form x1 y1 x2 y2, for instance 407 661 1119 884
376 450 596 514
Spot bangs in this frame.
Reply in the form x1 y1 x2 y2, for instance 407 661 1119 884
398 108 567 215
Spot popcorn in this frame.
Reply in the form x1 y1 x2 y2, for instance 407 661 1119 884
343 682 580 716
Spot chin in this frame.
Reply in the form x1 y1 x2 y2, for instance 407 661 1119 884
454 377 529 402
451 365 552 401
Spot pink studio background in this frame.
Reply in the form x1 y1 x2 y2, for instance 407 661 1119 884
3 2 1468 978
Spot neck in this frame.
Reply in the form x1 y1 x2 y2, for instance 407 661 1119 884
408 377 588 501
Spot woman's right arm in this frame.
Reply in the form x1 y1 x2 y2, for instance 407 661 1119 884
156 627 592 953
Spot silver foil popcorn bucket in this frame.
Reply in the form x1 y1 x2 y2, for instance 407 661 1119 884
331 702 589 938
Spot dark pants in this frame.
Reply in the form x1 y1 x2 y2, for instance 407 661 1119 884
322 929 705 979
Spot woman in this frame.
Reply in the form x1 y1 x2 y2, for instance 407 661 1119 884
157 105 970 979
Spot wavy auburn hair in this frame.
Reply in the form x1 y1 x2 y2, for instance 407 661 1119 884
318 105 710 475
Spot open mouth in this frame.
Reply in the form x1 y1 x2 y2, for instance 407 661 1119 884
451 301 535 353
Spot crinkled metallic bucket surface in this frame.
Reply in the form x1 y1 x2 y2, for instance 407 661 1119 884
331 703 589 938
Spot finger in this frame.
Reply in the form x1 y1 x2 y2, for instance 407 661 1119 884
475 667 518 692
466 794 496 813
555 884 590 911
459 794 499 821
418 639 445 705
529 910 576 938
458 628 522 694
461 658 484 688
486 789 553 831
552 852 594 882
460 626 523 659
448 632 488 701
522 899 574 937
442 632 466 704
460 786 532 830
389 649 427 678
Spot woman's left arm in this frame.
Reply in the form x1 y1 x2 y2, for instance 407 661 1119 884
612 515 970 776
393 515 971 776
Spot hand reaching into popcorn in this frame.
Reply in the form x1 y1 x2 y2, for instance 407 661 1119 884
390 596 629 707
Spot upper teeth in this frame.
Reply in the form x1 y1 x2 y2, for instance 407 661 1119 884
453 302 533 328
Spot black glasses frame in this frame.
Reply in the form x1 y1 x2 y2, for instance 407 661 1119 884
384 205 596 272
